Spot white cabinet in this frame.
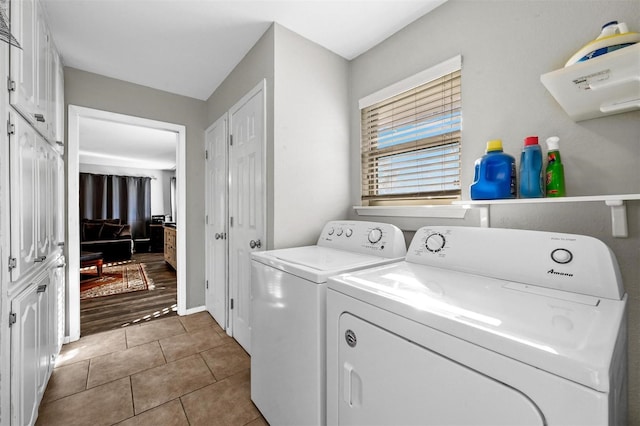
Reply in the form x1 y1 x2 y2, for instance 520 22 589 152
8 111 62 283
9 280 41 426
6 252 56 425
9 0 37 124
2 2 65 425
9 260 63 426
9 0 62 143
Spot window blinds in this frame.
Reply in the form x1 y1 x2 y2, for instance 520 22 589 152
361 68 461 204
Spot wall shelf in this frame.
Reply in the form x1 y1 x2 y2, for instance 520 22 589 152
540 44 640 121
453 194 640 238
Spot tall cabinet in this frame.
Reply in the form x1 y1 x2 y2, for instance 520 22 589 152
0 0 65 424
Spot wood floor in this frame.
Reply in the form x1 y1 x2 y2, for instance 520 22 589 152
80 252 178 337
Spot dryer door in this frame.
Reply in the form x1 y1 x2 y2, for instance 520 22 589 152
337 313 545 426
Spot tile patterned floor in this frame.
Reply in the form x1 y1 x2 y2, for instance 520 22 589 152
37 312 268 426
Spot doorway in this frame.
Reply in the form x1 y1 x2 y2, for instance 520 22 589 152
205 81 266 354
67 105 187 342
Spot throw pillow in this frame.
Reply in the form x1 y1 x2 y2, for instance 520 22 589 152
83 222 103 241
100 223 125 240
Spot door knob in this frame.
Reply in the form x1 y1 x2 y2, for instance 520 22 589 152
215 233 222 240
249 239 262 249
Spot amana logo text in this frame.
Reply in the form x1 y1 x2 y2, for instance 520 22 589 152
547 269 574 277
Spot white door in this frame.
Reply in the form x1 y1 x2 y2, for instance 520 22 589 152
9 0 37 121
10 283 40 426
9 112 37 283
205 114 228 329
228 81 265 354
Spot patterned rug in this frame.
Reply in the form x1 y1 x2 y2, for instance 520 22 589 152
80 261 154 300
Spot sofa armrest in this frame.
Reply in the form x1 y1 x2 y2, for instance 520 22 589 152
117 224 132 240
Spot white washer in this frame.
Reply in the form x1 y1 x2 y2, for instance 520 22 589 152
327 226 627 426
251 221 407 426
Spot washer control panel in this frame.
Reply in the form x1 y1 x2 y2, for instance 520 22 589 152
318 221 406 258
406 226 623 300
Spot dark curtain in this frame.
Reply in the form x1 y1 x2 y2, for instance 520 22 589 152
79 173 152 239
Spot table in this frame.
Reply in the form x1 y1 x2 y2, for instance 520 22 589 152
80 251 104 277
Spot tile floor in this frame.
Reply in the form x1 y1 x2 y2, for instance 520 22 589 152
37 312 268 426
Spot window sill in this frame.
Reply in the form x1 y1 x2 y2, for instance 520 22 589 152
353 205 468 219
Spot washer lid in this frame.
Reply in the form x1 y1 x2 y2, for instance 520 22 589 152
251 246 403 283
328 261 627 392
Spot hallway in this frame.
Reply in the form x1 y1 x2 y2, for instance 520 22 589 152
37 312 267 425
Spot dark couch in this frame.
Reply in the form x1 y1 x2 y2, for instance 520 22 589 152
81 218 133 262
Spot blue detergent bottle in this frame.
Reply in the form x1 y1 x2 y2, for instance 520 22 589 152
470 139 517 200
519 136 545 198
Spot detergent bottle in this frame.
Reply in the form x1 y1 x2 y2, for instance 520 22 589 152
545 136 566 197
519 136 544 198
565 21 640 67
470 140 517 200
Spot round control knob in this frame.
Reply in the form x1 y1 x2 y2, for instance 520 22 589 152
425 233 446 253
336 228 344 236
368 228 383 244
551 248 573 264
345 228 353 238
327 227 335 236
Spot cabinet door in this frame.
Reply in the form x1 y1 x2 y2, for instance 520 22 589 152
50 259 66 357
36 273 51 396
35 136 51 260
9 112 38 282
9 0 37 121
33 3 49 136
52 151 64 249
10 283 40 426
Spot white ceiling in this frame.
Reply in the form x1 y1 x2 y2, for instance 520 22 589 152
42 0 447 169
79 117 178 170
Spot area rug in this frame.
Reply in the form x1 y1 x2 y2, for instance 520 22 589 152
80 261 154 300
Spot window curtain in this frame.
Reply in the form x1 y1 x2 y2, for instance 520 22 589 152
79 173 152 239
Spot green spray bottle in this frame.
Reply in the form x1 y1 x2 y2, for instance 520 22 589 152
545 136 566 197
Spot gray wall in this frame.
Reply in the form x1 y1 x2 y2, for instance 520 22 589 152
65 68 207 309
348 0 640 422
206 23 350 249
272 24 351 247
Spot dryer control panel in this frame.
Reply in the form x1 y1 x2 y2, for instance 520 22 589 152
318 221 407 259
407 226 624 300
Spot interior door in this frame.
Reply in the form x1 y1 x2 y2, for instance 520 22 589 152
228 81 265 354
205 114 228 329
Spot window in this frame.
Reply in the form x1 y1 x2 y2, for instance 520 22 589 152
360 56 462 205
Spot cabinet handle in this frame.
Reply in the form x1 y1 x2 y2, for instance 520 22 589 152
34 256 47 263
37 284 47 293
34 114 46 122
56 263 66 268
57 242 65 247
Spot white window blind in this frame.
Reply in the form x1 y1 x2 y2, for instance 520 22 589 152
361 59 461 204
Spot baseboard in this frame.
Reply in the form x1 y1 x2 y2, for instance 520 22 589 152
182 305 206 316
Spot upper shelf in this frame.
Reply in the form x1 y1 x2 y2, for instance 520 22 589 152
453 194 640 238
540 44 640 121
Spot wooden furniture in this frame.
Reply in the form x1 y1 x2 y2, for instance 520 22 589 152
80 251 103 277
164 226 177 269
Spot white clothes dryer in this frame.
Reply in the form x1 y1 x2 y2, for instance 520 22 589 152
327 226 627 426
251 221 407 426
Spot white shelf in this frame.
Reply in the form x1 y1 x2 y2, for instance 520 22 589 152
453 194 640 238
540 44 640 122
